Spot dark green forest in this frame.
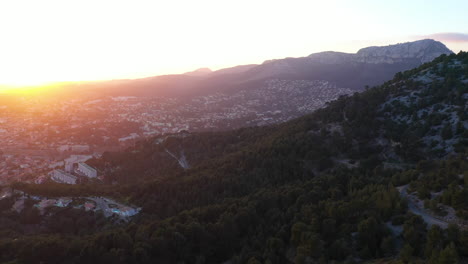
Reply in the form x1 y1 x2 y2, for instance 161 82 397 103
0 52 467 263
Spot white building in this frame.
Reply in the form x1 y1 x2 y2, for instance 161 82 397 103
71 145 90 153
113 207 140 217
65 163 74 172
64 155 93 172
57 145 70 153
50 169 77 184
48 161 64 169
118 133 139 142
65 155 93 165
76 162 97 178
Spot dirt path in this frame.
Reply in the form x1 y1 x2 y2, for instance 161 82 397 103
398 185 449 229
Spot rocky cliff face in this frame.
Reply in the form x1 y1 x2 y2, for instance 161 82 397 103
355 39 453 64
306 39 453 64
238 40 453 90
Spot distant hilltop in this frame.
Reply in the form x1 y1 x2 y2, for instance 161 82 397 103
183 67 212 77
38 39 455 96
307 39 453 65
355 39 453 64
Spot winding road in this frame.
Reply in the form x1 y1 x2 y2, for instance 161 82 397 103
398 185 449 229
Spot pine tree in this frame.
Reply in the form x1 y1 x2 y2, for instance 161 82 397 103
438 243 459 264
400 244 414 263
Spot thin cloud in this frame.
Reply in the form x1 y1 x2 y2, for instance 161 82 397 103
416 32 468 43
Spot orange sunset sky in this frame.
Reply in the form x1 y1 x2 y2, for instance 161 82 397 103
1 0 467 87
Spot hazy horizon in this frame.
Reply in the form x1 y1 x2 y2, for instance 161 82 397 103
1 0 468 87
0 1 467 263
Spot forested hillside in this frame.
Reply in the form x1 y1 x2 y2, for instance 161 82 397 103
1 52 467 263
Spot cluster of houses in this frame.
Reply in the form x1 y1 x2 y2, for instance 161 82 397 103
2 187 140 218
49 155 98 184
34 197 73 214
32 196 140 218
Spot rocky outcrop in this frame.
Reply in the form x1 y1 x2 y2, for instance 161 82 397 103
355 39 453 64
306 39 453 65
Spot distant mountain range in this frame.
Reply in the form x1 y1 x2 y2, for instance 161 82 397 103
82 39 452 97
4 39 453 136
6 48 467 264
94 50 468 185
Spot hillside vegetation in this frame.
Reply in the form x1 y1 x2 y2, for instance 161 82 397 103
2 52 468 264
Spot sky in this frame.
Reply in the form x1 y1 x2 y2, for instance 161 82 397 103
1 0 468 87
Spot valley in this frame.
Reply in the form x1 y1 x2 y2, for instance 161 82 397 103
0 50 466 263
0 41 466 264
0 40 453 187
1 1 468 262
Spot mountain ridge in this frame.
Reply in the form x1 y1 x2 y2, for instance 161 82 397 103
47 39 453 98
195 39 453 92
355 39 453 64
304 39 453 65
3 51 467 264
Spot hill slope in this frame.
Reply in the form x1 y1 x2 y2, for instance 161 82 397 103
91 51 466 185
2 52 468 264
